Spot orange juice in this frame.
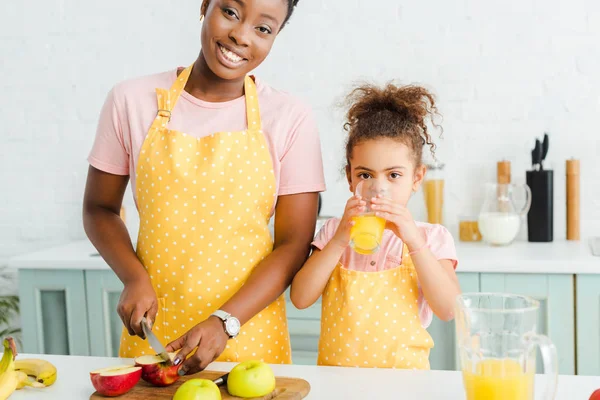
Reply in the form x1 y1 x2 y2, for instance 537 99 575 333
423 179 444 224
350 214 386 254
462 359 534 400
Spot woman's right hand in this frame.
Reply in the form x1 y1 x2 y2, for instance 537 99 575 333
331 194 366 247
117 277 158 338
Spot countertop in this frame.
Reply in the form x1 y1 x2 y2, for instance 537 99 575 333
8 354 600 400
7 238 599 274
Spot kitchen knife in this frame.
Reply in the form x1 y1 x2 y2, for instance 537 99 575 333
213 373 229 387
533 139 542 170
141 317 171 364
540 133 549 169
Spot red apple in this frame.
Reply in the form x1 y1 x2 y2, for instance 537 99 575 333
590 389 600 400
134 353 180 387
90 365 141 397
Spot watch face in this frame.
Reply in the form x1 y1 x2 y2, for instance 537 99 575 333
226 317 241 336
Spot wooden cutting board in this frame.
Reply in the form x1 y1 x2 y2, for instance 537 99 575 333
90 370 310 400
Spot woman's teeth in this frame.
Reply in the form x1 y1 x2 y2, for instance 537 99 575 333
219 44 243 63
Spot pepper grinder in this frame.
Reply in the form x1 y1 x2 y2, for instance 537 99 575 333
566 159 580 240
497 160 511 213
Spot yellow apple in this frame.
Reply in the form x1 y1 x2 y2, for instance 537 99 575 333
227 360 276 398
173 379 221 400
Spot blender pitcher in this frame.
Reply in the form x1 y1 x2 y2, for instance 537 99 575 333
455 293 558 400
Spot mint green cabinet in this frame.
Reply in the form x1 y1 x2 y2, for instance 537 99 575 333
85 270 124 357
18 270 90 356
480 273 575 375
576 275 600 376
428 272 480 371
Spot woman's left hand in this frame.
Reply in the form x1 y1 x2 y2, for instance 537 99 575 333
371 196 426 250
165 316 228 375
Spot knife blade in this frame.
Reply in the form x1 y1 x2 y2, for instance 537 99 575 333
141 317 171 364
213 373 229 386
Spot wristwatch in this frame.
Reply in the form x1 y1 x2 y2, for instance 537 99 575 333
210 310 241 339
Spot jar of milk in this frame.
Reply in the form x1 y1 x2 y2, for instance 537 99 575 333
478 183 532 246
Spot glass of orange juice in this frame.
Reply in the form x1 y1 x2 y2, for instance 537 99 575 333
349 181 387 255
455 293 558 400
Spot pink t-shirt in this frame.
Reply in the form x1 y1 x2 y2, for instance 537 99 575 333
312 218 458 328
88 68 326 210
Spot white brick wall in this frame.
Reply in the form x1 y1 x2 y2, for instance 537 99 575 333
1 0 599 266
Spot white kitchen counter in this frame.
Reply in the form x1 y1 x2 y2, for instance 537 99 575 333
8 354 600 400
7 238 599 274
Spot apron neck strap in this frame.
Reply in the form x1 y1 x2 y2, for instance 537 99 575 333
155 64 194 121
244 75 262 131
154 67 262 132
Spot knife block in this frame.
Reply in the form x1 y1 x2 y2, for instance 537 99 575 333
526 170 553 242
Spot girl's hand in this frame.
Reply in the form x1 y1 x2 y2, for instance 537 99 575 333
331 195 366 248
371 196 426 250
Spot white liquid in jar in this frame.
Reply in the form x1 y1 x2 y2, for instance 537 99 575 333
478 212 521 245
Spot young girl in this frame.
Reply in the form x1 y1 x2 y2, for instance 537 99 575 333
290 83 461 370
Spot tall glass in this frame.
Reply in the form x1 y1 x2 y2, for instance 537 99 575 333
349 180 387 255
455 293 558 400
423 162 444 224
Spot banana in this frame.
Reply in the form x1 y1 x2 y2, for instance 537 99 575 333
14 358 57 387
0 370 19 400
16 371 45 389
0 338 16 374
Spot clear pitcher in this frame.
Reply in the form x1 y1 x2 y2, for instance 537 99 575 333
455 293 558 400
478 183 531 245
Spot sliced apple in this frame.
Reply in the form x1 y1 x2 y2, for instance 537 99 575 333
134 353 180 387
90 365 141 397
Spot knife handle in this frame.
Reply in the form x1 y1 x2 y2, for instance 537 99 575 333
213 373 229 387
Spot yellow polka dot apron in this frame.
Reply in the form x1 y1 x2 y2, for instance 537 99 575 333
119 64 291 364
318 245 433 369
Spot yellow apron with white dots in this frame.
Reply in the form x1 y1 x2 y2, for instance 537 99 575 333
119 64 291 364
318 245 433 369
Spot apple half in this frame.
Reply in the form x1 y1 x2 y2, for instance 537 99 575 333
90 365 142 397
134 353 180 387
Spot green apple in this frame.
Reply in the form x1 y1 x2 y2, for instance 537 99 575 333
173 378 221 400
227 360 276 398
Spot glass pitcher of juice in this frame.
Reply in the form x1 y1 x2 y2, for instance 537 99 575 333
349 180 387 255
455 293 558 400
423 162 444 224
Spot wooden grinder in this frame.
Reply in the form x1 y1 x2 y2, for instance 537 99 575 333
497 160 511 212
566 159 580 240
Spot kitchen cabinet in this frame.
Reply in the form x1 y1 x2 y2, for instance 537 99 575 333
427 272 480 371
18 269 90 356
480 273 575 375
85 270 124 357
576 274 600 376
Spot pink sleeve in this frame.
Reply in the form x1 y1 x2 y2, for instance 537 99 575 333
311 218 340 250
426 224 458 269
418 224 459 329
278 106 326 196
87 87 130 175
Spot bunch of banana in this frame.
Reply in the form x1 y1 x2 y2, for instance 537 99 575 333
0 337 56 399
